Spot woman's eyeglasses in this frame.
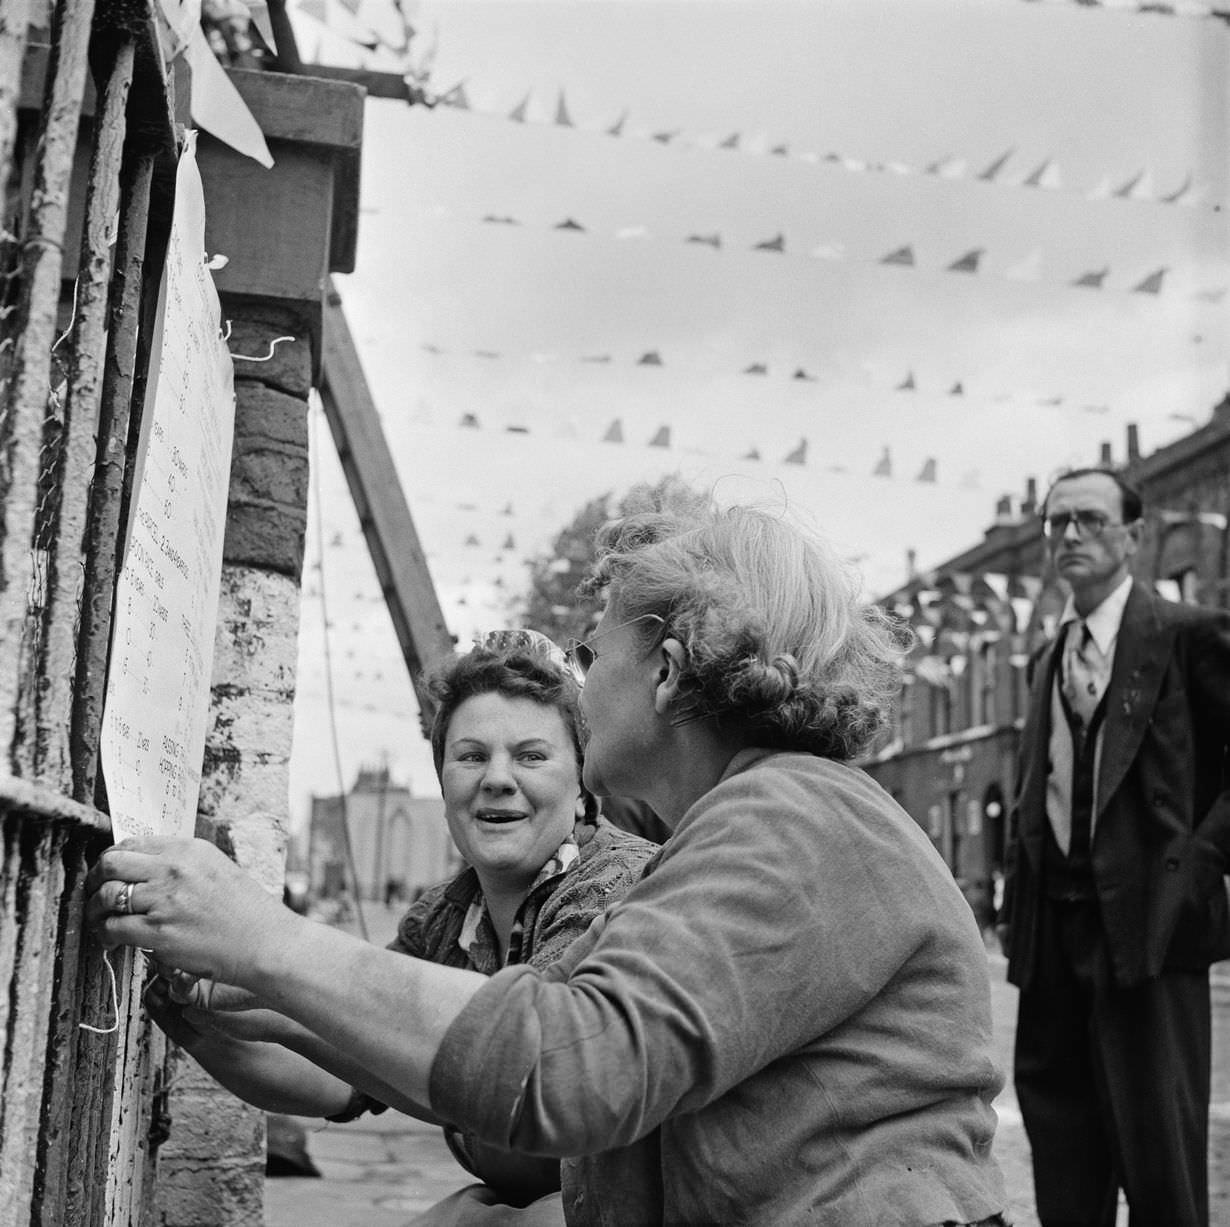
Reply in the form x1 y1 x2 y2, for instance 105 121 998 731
566 614 665 684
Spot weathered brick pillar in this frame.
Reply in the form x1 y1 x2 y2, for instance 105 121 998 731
153 310 311 1226
147 67 362 1225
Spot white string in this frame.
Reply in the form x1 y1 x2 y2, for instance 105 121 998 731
231 335 295 362
79 948 121 1035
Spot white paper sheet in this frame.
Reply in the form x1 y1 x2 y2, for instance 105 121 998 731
100 135 236 842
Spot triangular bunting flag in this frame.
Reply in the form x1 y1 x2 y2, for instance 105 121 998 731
719 132 740 150
506 425 530 434
648 425 671 447
978 148 1014 181
465 534 481 547
437 81 469 109
793 368 817 381
947 248 983 273
743 445 761 461
1085 176 1113 201
896 371 916 391
1114 167 1153 200
784 438 807 465
873 446 892 477
459 413 480 428
1132 267 1166 293
1005 249 1042 281
1072 267 1109 289
744 362 768 375
926 155 968 179
502 534 516 550
508 92 531 122
607 110 628 137
686 233 722 249
637 351 663 366
916 458 937 483
770 143 790 156
482 215 519 225
555 217 586 231
881 245 915 266
949 382 964 396
753 234 785 252
603 419 624 443
421 342 443 353
811 241 845 260
1023 158 1063 190
501 503 515 515
1160 173 1193 204
555 91 573 126
652 130 679 144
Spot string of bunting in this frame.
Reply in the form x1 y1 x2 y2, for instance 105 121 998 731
287 2 1226 222
415 340 1127 419
399 403 1012 490
1017 0 1229 18
427 86 1221 221
461 208 1225 303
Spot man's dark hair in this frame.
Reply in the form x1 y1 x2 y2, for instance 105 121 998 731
1041 467 1143 525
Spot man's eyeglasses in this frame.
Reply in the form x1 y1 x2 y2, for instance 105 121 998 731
1040 510 1127 541
566 613 665 684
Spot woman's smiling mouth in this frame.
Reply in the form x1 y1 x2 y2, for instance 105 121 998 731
475 809 527 824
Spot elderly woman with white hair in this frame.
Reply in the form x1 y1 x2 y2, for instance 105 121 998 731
89 503 1006 1226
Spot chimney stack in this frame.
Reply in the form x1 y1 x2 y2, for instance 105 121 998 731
906 547 917 579
994 494 1014 524
1126 423 1140 463
1021 476 1038 517
1099 441 1113 467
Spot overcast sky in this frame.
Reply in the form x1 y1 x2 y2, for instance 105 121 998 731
282 0 1229 816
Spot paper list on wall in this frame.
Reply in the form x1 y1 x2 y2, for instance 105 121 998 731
100 133 236 842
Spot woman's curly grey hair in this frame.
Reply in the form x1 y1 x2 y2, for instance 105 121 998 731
580 505 911 761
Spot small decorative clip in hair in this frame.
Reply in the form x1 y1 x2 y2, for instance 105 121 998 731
476 628 570 669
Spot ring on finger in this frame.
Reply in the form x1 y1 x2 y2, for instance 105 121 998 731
115 881 136 916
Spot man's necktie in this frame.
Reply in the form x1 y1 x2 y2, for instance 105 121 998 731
1063 621 1104 728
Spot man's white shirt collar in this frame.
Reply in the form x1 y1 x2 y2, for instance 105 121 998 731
1059 574 1133 657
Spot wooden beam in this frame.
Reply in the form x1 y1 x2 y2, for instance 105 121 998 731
320 279 455 734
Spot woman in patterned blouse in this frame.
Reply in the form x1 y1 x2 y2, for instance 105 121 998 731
131 631 656 1224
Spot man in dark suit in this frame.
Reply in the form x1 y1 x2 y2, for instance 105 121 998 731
1000 467 1230 1227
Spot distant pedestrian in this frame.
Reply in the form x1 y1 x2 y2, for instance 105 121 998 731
1000 467 1230 1226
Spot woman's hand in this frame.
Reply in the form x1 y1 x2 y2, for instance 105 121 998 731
183 1002 301 1045
144 976 355 1118
85 837 297 989
144 974 211 1050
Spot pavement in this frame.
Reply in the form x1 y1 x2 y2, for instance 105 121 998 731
263 906 1230 1226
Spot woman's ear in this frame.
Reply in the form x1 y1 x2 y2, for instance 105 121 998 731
653 639 689 716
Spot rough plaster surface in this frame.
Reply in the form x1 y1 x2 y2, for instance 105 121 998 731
160 563 303 1223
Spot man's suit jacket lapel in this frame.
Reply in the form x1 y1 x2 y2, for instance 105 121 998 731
1096 582 1172 819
